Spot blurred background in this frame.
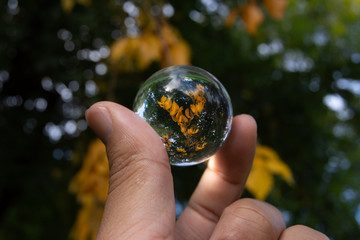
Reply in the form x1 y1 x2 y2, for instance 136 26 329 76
1 0 360 239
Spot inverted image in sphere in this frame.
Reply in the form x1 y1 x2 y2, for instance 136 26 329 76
133 65 233 166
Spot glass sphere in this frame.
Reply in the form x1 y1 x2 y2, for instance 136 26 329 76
133 65 233 166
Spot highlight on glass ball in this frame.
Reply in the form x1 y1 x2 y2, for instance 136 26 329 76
133 65 233 166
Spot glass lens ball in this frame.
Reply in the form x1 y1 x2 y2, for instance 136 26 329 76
133 65 233 166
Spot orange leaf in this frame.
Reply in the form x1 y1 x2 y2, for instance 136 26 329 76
169 101 180 117
168 40 191 66
110 33 161 72
190 104 197 116
225 6 241 28
175 106 183 120
195 103 204 114
185 108 192 119
264 0 288 20
137 33 161 70
242 1 264 35
196 84 205 91
195 141 206 151
179 114 188 124
176 148 186 153
160 23 192 67
164 97 172 110
161 24 179 47
157 95 167 107
109 37 140 71
187 127 199 135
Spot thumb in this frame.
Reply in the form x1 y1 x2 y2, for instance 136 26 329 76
86 101 175 239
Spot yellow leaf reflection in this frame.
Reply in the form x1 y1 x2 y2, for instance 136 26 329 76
158 84 207 156
176 148 187 153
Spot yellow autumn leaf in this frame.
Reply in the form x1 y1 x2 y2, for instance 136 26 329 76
61 0 75 13
164 97 172 110
109 33 162 72
159 23 191 67
257 145 295 185
242 1 264 35
196 84 205 91
167 40 191 66
195 102 204 114
71 203 91 240
109 16 191 72
177 148 187 153
195 141 206 151
264 0 288 20
190 104 197 115
178 114 188 124
169 101 180 117
109 37 128 63
178 110 187 125
185 108 192 119
158 84 205 138
245 144 294 200
246 158 275 200
69 139 109 240
137 33 162 70
187 127 199 135
70 196 104 240
110 37 141 72
160 24 179 47
157 95 167 108
69 139 108 197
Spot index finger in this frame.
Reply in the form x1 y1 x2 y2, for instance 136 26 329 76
175 114 257 240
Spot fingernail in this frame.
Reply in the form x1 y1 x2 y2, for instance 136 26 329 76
86 106 113 143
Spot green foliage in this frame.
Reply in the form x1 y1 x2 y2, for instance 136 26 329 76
1 0 360 239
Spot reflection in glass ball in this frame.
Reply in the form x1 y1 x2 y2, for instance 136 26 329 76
133 65 233 166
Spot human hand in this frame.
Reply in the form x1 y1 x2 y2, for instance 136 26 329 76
86 101 328 240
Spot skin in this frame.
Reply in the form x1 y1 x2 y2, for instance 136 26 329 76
86 101 329 240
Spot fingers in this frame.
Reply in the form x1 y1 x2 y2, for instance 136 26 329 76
175 115 257 240
210 198 286 240
279 225 329 240
86 102 175 239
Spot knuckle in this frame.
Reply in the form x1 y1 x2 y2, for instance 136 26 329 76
281 225 329 240
225 199 273 228
219 198 283 240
